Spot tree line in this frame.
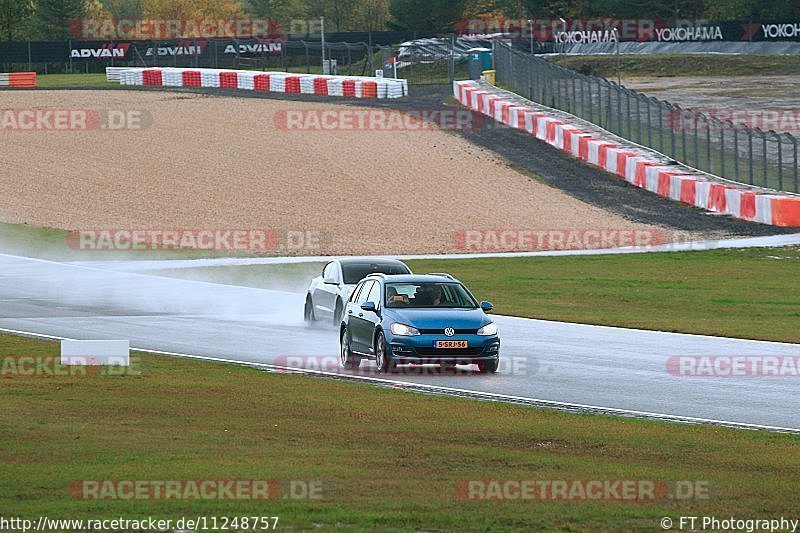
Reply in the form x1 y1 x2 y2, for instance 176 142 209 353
1 0 798 41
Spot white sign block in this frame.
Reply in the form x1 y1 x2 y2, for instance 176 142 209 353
61 340 130 366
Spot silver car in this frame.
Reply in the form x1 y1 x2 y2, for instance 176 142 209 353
304 258 411 325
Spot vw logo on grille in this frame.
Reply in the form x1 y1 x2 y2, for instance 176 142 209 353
444 327 455 337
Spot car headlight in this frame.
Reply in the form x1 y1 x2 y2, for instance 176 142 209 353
477 322 498 336
390 322 420 336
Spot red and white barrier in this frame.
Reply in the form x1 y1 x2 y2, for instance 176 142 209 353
0 72 37 88
111 67 407 99
162 68 183 87
454 80 800 227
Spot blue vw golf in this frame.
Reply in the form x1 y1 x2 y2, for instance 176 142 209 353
339 273 500 373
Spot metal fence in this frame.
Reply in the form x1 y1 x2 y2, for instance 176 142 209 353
494 42 800 194
394 38 466 84
394 35 495 84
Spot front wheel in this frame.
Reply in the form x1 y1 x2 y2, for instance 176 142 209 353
333 300 343 327
375 332 393 373
340 329 361 369
304 297 316 324
478 359 499 374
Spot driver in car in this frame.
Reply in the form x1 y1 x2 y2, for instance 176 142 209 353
416 285 444 307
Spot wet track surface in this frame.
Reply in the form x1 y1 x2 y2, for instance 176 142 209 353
2 251 799 430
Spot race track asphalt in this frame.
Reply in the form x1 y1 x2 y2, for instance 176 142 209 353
2 251 799 431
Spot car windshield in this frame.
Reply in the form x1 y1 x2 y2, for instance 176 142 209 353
385 282 478 309
341 262 410 285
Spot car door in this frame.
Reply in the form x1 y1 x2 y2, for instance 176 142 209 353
348 280 374 354
359 280 383 356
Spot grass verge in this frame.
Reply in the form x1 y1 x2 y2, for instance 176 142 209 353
0 220 293 262
35 73 116 88
1 332 799 530
143 247 800 344
550 54 800 79
406 247 800 344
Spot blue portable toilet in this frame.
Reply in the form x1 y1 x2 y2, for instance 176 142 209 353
467 47 492 79
470 48 492 69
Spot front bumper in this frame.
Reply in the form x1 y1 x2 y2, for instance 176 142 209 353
387 334 500 364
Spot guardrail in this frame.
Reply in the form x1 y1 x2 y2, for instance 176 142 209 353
494 42 800 194
0 72 36 87
455 79 800 227
107 67 407 98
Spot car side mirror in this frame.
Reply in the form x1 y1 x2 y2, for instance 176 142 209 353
480 301 493 312
360 301 378 313
323 275 339 285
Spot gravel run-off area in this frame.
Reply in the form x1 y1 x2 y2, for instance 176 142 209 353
0 89 682 256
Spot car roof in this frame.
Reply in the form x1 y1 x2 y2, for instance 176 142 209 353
374 274 461 283
336 257 408 266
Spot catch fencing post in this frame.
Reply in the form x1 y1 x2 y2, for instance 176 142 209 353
706 116 713 175
693 112 700 168
748 131 754 185
572 77 577 116
636 95 642 144
762 131 768 188
733 127 740 182
658 99 664 153
720 123 725 178
793 135 799 192
626 90 632 139
681 108 687 163
776 132 784 191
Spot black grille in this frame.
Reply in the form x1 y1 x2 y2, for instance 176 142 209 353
418 328 478 335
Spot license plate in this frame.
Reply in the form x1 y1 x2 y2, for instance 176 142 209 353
434 340 468 349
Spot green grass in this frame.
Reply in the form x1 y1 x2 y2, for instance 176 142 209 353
35 73 115 88
0 220 298 262
550 54 800 79
405 247 800 344
143 247 800 344
2 332 799 530
151 262 325 293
